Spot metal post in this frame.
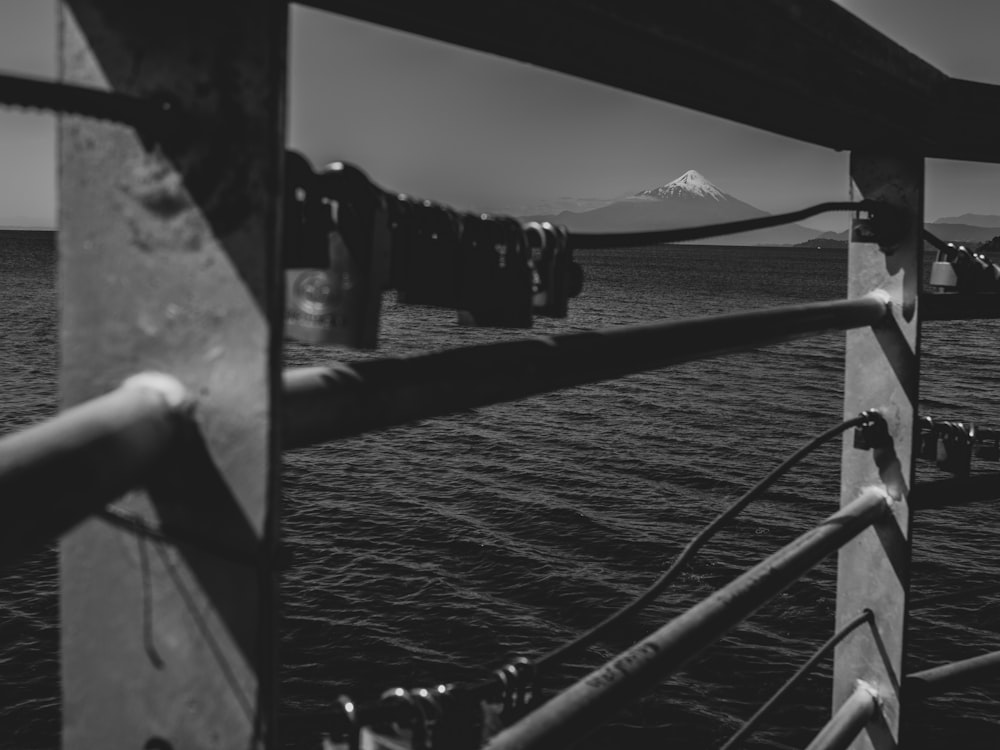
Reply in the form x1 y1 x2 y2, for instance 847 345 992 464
58 1 286 748
833 153 923 749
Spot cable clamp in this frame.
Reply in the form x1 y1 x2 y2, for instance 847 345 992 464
493 656 536 720
853 410 890 451
852 201 908 253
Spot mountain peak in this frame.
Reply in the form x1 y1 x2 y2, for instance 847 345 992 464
635 170 727 202
520 169 823 244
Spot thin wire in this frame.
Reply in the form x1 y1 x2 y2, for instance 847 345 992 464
922 229 961 260
99 506 271 569
536 414 869 670
0 71 173 130
301 155 878 252
719 609 874 750
318 415 873 736
566 201 876 250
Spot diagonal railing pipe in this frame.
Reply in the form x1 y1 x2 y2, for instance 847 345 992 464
483 487 890 750
720 609 874 750
0 373 189 567
283 292 890 449
905 650 1000 700
803 680 881 750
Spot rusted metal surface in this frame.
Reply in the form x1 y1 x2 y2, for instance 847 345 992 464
283 294 889 449
484 488 889 750
833 153 922 750
301 0 1000 163
805 682 881 750
59 1 285 748
0 374 188 569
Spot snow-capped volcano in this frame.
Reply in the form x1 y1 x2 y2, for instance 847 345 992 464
635 170 727 202
520 169 825 245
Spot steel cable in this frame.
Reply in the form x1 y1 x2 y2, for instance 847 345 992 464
290 156 889 254
923 228 960 260
319 413 880 741
0 71 175 132
566 201 878 249
719 609 874 750
535 413 873 670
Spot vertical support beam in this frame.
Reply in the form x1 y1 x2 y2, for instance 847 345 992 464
58 1 286 748
833 153 922 749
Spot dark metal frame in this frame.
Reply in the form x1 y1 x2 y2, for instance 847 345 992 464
300 0 1000 162
0 1 995 748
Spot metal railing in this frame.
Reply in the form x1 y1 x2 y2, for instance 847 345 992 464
483 488 890 750
3 1 1000 749
283 294 890 448
0 294 889 560
906 651 1000 701
0 373 188 567
804 682 881 750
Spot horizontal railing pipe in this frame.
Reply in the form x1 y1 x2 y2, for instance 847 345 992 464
803 681 880 750
484 487 890 750
921 294 1000 321
0 373 189 567
905 650 1000 700
283 292 890 449
910 473 1000 510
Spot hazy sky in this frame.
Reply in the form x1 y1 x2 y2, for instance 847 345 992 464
2 1 1000 230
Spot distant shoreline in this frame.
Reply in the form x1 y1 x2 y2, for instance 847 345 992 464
0 228 56 242
0 230 832 254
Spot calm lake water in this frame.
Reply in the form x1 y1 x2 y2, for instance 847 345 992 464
2 235 999 749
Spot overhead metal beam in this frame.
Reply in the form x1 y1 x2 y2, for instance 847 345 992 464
297 0 1000 163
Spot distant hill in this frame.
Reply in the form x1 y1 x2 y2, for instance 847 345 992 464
521 171 823 246
978 235 1000 255
926 223 1000 243
794 237 849 249
932 213 1000 229
795 222 1000 250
